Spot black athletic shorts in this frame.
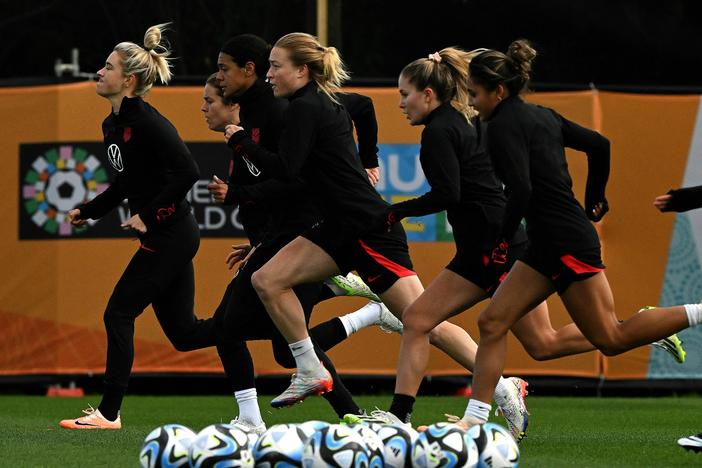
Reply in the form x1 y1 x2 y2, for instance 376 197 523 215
446 241 527 297
520 240 605 295
302 221 416 295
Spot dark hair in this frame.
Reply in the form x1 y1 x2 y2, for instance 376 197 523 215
220 34 271 77
205 72 231 105
469 39 537 96
400 47 485 121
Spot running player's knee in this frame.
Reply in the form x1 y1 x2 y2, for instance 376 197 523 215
251 268 273 299
427 321 452 345
513 328 562 361
520 334 556 361
103 302 130 328
592 336 624 356
403 305 433 336
585 326 624 356
477 312 510 339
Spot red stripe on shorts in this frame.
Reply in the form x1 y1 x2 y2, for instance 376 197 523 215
560 254 602 274
358 240 416 278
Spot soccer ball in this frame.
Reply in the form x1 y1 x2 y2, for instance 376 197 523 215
413 422 478 468
297 420 331 442
302 423 370 467
189 423 255 468
253 423 307 467
376 424 419 468
139 423 196 468
346 424 385 467
466 423 519 468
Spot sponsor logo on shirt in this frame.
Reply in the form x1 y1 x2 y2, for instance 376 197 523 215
242 154 261 177
107 144 123 172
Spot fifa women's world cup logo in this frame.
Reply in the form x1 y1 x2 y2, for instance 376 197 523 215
22 145 109 236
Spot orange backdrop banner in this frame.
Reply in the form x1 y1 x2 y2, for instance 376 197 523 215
1 82 699 380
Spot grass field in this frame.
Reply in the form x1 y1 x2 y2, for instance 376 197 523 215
1 394 701 467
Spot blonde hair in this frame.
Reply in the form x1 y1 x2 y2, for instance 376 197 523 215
400 47 486 121
113 23 173 96
274 32 349 103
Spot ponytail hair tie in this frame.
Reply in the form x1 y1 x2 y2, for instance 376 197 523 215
428 52 442 63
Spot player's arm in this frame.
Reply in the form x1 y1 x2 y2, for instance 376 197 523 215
556 110 610 221
656 185 702 212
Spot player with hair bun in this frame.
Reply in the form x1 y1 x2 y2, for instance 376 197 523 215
59 24 206 430
458 39 698 431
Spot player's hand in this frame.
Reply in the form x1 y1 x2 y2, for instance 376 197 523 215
226 244 252 270
120 214 147 234
224 124 244 142
385 211 401 232
490 241 509 264
208 175 229 203
67 208 88 226
366 167 380 186
654 194 673 212
586 198 609 222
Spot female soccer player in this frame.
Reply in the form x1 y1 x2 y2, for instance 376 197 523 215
201 36 400 432
654 184 701 451
222 34 525 426
458 40 700 429
59 24 207 429
362 47 600 440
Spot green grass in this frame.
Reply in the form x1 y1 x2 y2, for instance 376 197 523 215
1 395 701 466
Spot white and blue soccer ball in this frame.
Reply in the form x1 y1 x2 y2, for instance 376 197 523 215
346 424 385 468
466 423 519 468
376 424 419 468
297 420 331 442
412 422 478 468
139 423 197 468
189 423 255 468
253 423 308 467
302 423 370 467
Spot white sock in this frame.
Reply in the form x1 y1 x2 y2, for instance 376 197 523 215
338 301 381 336
234 388 263 426
289 337 323 375
684 304 702 327
493 377 509 407
464 399 491 423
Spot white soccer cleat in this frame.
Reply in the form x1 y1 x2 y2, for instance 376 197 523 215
270 367 333 408
230 417 267 436
344 408 410 427
495 377 529 443
678 433 702 453
373 302 403 334
324 273 380 302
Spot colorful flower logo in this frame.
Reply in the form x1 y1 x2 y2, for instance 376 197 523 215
22 145 109 236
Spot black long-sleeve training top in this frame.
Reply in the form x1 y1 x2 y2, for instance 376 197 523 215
228 81 388 235
78 96 199 231
223 79 292 244
224 83 382 244
663 185 702 212
389 103 512 251
486 95 610 252
338 92 380 169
